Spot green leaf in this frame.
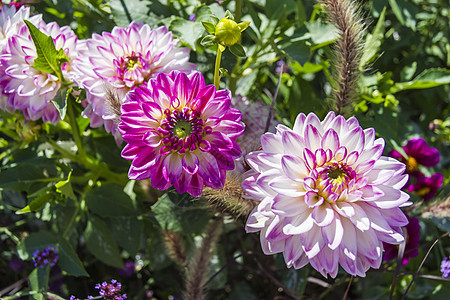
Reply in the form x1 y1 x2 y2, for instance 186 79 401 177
202 21 216 34
111 217 143 257
391 68 450 93
86 183 138 217
54 169 76 200
170 6 212 51
153 193 212 234
360 7 386 69
50 87 70 120
229 43 246 57
265 0 296 19
17 231 57 260
29 265 50 300
84 216 124 268
16 191 51 214
306 21 339 46
108 0 154 27
0 164 48 191
200 35 216 48
57 238 89 277
388 0 417 30
24 20 63 80
282 40 310 65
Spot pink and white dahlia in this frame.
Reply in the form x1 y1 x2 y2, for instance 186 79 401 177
0 5 42 113
243 112 411 277
74 22 196 134
119 71 244 197
0 18 78 124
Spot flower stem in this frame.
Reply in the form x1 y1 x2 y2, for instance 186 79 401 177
67 95 86 158
214 47 224 89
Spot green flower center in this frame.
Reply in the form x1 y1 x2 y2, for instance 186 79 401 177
173 120 193 139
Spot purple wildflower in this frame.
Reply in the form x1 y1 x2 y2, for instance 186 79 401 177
389 138 440 172
275 60 289 74
32 245 58 268
95 279 127 300
441 257 450 278
383 214 420 265
189 13 196 21
117 261 135 277
119 71 244 197
407 172 444 201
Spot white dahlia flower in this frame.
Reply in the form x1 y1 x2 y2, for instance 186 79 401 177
0 18 79 124
73 22 197 135
0 5 42 113
243 111 411 277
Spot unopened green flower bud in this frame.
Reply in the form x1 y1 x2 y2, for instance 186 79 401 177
215 18 250 47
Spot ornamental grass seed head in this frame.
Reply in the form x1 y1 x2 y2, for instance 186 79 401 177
74 22 196 137
243 111 411 277
119 71 244 197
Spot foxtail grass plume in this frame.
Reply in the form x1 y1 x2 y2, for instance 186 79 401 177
243 112 411 277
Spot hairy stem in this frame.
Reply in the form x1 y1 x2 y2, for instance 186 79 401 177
183 217 222 300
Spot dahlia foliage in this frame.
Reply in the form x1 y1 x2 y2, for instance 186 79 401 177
74 22 196 135
0 6 78 124
119 71 244 197
243 112 411 277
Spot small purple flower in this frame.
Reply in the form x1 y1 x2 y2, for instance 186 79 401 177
119 71 244 197
189 13 196 21
118 261 135 277
441 257 450 278
275 60 289 74
389 138 440 173
95 279 127 300
407 172 444 201
32 245 58 268
383 215 420 265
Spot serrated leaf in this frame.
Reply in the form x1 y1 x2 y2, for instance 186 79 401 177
29 265 50 300
0 164 48 191
50 87 70 120
84 216 124 268
57 238 89 277
360 7 386 69
200 35 216 48
24 20 62 80
86 183 138 217
202 21 216 34
55 169 76 200
16 191 51 214
229 43 246 57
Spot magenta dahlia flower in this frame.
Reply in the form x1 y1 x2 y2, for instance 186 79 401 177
389 138 440 172
408 172 443 201
119 71 244 197
74 22 196 135
243 111 411 277
383 214 420 265
0 18 78 124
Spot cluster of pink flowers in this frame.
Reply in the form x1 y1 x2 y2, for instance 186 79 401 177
389 138 443 200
